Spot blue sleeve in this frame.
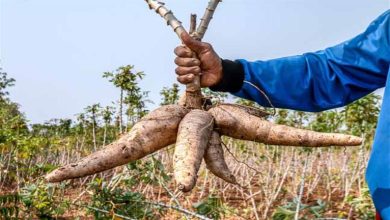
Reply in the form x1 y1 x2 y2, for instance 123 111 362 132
233 10 390 112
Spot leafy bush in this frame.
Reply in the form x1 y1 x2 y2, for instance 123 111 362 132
272 198 326 220
346 186 375 220
126 156 171 186
0 193 20 219
88 178 162 219
193 196 233 220
20 182 69 219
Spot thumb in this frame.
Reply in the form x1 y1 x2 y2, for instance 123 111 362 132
180 32 205 54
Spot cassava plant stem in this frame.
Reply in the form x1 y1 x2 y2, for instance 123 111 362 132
195 0 221 40
144 0 187 39
185 0 221 108
184 14 203 109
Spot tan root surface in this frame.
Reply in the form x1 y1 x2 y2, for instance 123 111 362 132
209 104 362 147
204 131 238 185
46 105 189 183
174 110 214 192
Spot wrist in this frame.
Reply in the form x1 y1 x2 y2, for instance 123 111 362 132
209 59 245 93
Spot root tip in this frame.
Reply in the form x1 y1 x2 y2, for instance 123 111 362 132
178 184 191 192
349 136 364 146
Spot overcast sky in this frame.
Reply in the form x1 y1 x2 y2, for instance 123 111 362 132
1 0 389 123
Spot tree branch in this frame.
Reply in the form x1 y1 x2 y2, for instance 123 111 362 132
195 0 221 40
144 0 188 40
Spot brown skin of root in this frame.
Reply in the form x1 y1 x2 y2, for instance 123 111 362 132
208 105 363 147
173 110 214 192
204 131 238 185
45 105 190 183
178 93 186 107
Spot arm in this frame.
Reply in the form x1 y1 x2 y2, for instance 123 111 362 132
214 11 390 112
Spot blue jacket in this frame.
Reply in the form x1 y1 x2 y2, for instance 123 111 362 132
212 10 390 219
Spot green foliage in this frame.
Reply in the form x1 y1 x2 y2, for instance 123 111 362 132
202 88 228 104
102 105 115 125
103 65 151 125
31 118 73 137
103 65 144 93
126 157 171 186
0 79 30 184
85 104 101 126
160 83 180 105
0 68 15 100
88 178 160 220
74 112 87 135
235 97 260 108
343 94 380 144
0 193 20 219
193 196 233 220
272 198 326 220
275 109 289 125
0 63 382 219
0 101 28 142
346 186 375 220
20 182 69 219
87 157 170 219
310 110 343 133
272 205 295 220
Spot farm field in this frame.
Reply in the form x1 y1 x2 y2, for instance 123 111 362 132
0 67 379 219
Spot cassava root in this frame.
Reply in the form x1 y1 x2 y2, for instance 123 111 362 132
46 105 189 183
173 110 214 192
209 104 362 147
204 131 238 185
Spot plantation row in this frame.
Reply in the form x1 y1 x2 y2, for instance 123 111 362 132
0 66 380 219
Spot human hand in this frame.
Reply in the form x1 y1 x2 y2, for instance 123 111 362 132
174 32 223 87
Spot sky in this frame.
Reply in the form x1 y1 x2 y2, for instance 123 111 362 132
1 0 389 124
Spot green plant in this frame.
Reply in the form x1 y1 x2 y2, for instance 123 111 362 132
346 186 375 220
193 196 233 220
20 182 69 219
202 87 228 103
0 193 20 219
0 68 15 101
126 157 171 186
272 198 326 220
103 65 150 131
87 178 161 219
160 83 180 105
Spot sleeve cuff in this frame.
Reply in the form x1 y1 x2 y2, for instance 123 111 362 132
209 59 245 93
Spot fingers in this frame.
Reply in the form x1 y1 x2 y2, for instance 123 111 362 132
175 65 201 85
175 66 201 76
180 32 207 54
174 46 193 58
177 74 196 84
174 57 200 67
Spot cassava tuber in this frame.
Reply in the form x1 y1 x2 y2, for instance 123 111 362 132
209 104 362 147
173 110 214 192
46 105 189 182
204 131 238 184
